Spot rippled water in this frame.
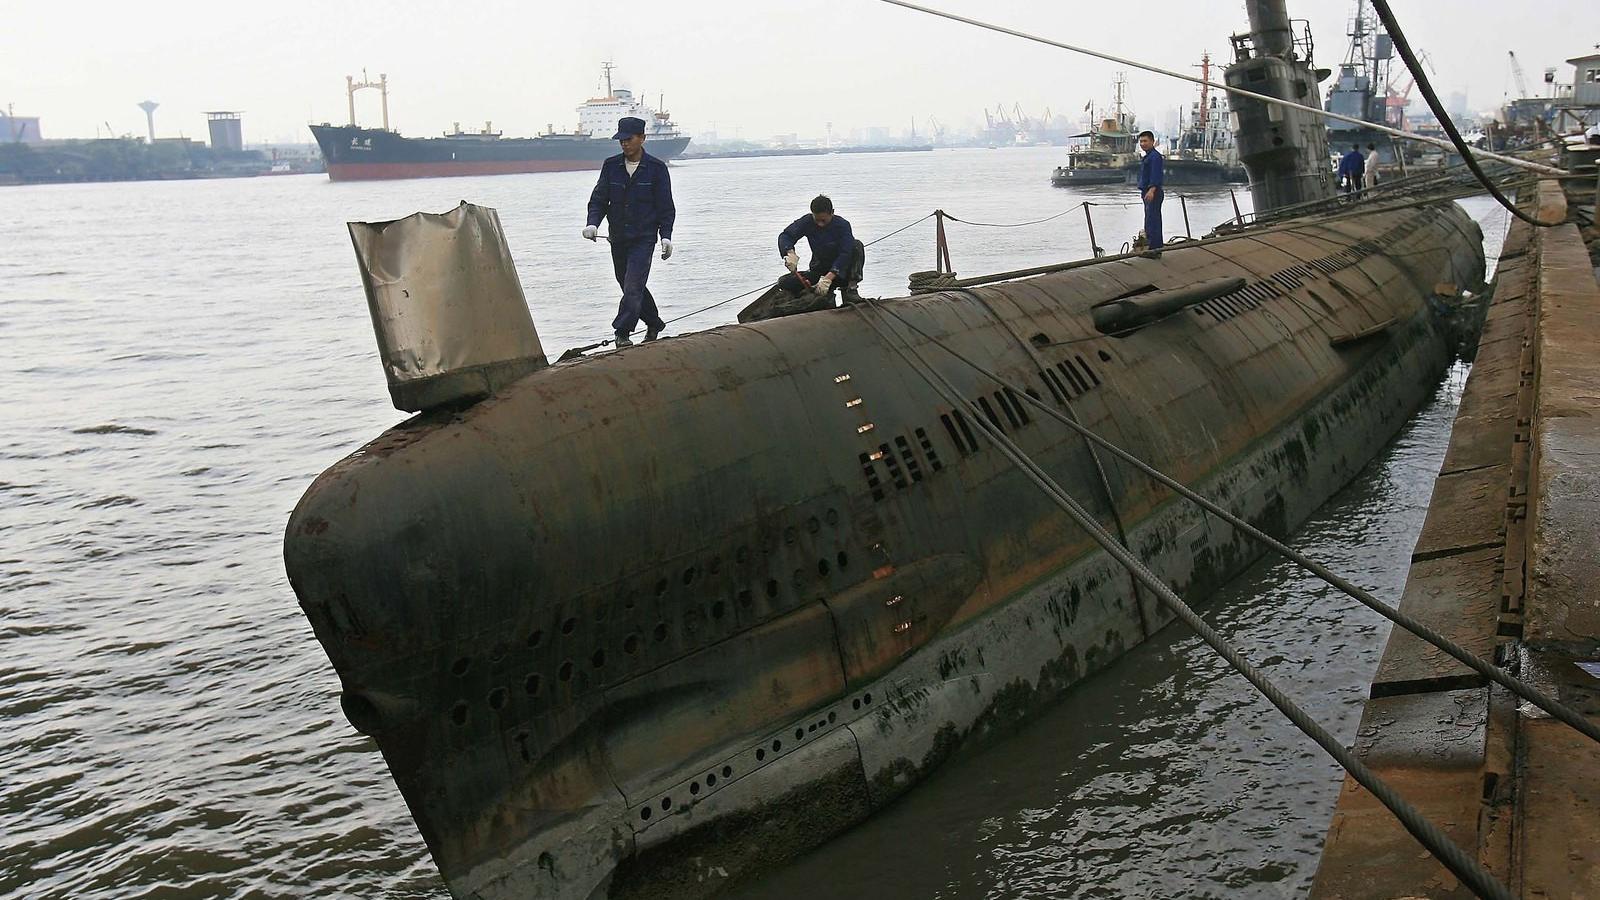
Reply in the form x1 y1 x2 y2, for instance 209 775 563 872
0 150 1501 899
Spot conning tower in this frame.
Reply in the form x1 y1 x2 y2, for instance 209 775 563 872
1224 0 1334 213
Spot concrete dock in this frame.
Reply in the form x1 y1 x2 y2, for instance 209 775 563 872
1312 169 1600 897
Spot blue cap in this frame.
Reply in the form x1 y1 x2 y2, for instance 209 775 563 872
612 117 646 140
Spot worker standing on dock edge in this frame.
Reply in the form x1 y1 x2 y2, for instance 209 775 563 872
1137 131 1164 253
584 116 674 347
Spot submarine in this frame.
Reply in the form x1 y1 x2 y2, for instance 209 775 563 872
283 2 1487 897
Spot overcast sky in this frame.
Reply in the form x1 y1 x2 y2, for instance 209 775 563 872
6 0 1594 144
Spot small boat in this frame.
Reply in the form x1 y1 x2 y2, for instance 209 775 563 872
1051 74 1139 187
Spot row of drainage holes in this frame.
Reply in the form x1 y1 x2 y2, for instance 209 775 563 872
449 552 867 715
453 685 879 735
449 553 857 674
636 694 876 820
640 764 736 821
646 511 845 597
457 592 870 717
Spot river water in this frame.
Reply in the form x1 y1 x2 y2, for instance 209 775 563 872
0 147 1505 899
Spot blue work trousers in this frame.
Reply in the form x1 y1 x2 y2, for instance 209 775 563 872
1142 188 1164 250
609 239 665 339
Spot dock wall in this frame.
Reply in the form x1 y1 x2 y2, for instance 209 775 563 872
1311 180 1600 897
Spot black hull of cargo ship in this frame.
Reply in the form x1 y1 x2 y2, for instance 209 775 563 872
309 124 691 181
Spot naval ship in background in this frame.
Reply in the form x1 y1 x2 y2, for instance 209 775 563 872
1324 0 1400 163
285 0 1486 896
309 62 689 181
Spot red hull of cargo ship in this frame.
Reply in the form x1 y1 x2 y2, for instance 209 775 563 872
326 159 600 181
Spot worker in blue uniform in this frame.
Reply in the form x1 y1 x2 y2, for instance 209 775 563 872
1337 144 1366 198
1136 130 1164 254
584 116 675 347
777 195 864 304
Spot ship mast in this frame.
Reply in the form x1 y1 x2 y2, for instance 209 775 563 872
1113 72 1127 130
602 61 616 99
346 70 389 131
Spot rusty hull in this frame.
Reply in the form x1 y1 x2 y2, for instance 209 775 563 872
284 202 1484 898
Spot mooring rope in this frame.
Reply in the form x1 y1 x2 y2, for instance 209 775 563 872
851 295 1514 900
868 298 1600 750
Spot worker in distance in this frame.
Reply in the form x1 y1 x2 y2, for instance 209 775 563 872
1137 130 1164 256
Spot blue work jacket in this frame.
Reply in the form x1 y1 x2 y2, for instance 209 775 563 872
587 152 675 244
1337 149 1366 181
777 214 856 276
1137 148 1164 194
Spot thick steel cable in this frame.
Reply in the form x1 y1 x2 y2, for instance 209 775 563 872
851 298 1512 900
1368 0 1562 227
871 299 1600 747
929 182 1536 292
875 0 1564 177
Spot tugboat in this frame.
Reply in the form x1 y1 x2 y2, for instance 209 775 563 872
1122 53 1249 186
1051 73 1140 186
284 2 1485 897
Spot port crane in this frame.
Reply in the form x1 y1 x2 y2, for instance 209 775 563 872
1507 50 1531 99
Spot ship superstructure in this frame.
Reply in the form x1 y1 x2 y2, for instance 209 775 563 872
1324 0 1398 162
1051 73 1139 186
575 61 683 140
1123 53 1248 186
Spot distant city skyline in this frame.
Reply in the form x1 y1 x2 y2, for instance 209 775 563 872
4 0 1590 146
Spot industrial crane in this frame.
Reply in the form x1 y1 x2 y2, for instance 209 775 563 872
1508 50 1531 99
1385 49 1435 128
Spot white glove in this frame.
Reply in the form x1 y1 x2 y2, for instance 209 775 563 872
582 225 598 241
660 239 673 260
814 272 835 295
784 249 800 273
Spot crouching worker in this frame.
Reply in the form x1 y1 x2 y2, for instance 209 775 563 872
778 195 864 305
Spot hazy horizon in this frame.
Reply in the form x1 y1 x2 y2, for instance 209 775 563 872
7 0 1592 144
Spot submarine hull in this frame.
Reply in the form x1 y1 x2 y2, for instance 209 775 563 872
284 201 1484 898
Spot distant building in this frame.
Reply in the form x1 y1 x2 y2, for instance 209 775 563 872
1544 51 1600 132
1 114 43 143
205 112 244 152
862 126 891 145
1569 52 1600 106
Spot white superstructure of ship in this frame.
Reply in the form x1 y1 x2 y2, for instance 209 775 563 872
572 61 683 139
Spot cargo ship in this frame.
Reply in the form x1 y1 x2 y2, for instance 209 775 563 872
309 63 690 181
